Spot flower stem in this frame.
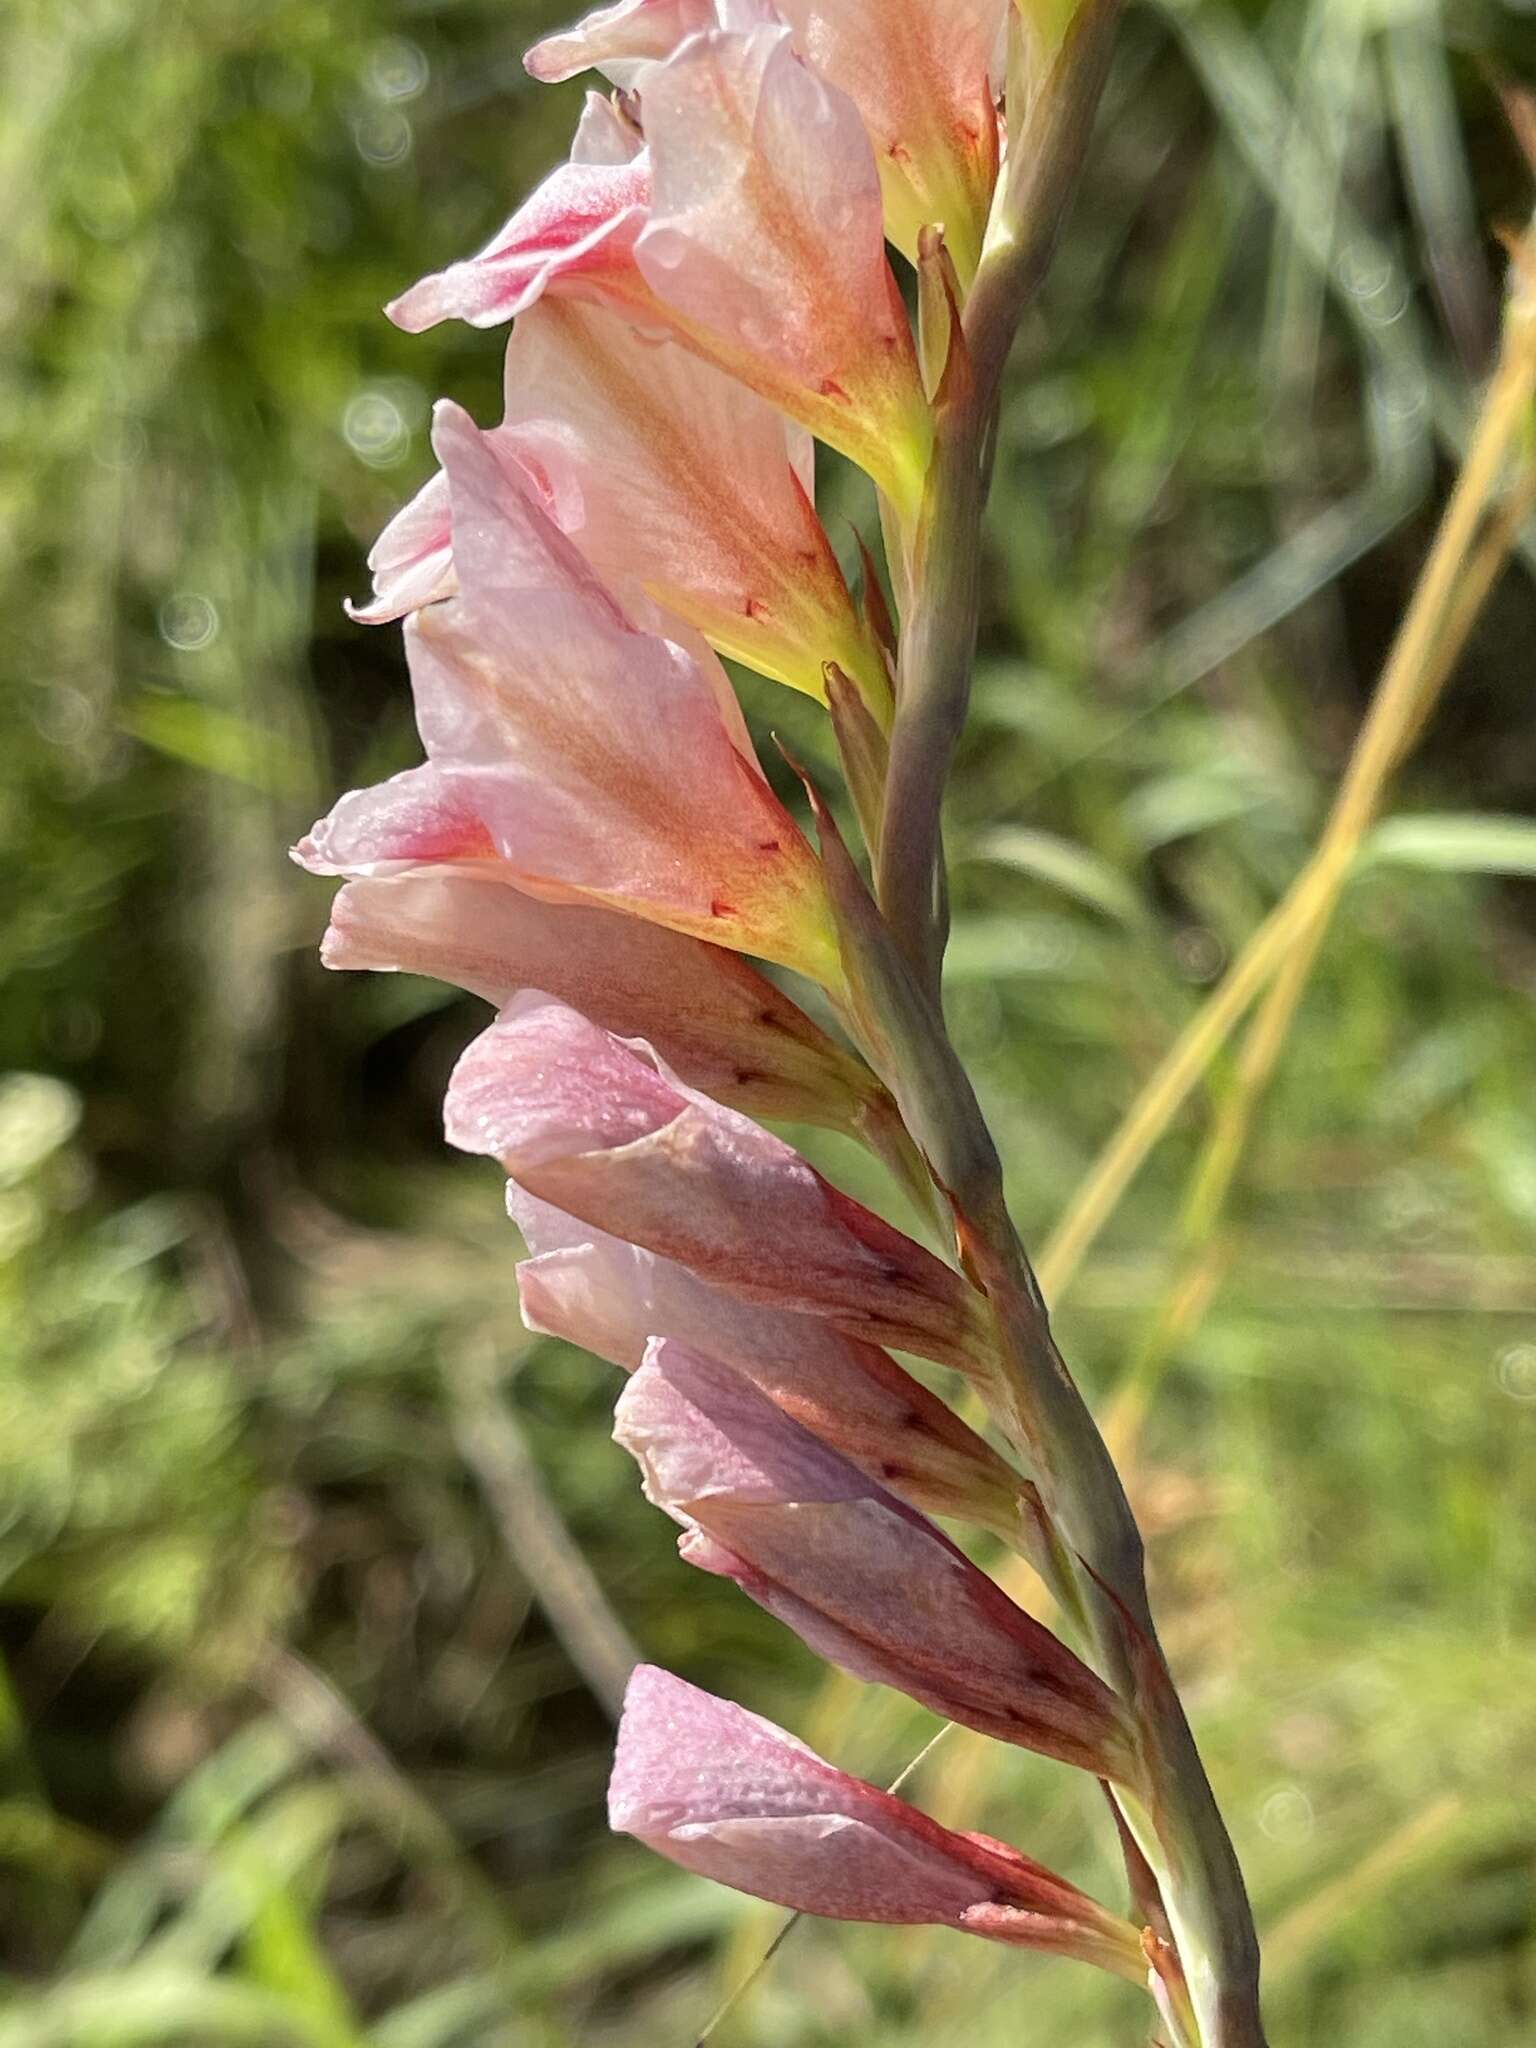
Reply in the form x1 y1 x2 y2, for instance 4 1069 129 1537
877 0 1123 994
868 6 1275 2038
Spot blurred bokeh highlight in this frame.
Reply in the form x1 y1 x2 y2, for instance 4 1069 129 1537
3 1 1536 2042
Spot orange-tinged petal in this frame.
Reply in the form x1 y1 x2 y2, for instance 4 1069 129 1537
774 0 1004 281
636 10 931 517
445 994 989 1372
502 299 889 711
321 871 875 1132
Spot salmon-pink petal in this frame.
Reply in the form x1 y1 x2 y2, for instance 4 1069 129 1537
386 145 651 334
407 400 838 984
616 1343 1138 1777
634 13 930 513
293 765 496 875
345 469 456 625
445 994 986 1371
319 873 875 1130
526 0 712 85
772 0 1004 277
499 299 885 707
609 1667 1145 1974
508 1189 1018 1528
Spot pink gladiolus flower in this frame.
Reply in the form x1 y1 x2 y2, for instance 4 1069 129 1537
508 1188 1022 1533
529 0 1005 282
770 0 1004 281
351 299 890 711
322 873 889 1133
609 1665 1146 1978
444 993 990 1373
390 29 931 516
615 1341 1139 1779
500 300 889 711
298 401 842 989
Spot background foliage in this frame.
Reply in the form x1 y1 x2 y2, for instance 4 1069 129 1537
3 0 1536 2041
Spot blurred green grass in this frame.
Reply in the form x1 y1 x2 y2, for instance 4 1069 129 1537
2 0 1536 2041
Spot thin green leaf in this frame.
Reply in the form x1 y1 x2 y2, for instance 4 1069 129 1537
969 827 1147 926
1363 813 1536 877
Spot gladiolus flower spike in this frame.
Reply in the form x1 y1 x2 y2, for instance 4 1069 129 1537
307 5 1271 2043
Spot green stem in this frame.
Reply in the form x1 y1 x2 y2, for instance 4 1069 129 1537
865 5 1271 2039
877 0 1124 995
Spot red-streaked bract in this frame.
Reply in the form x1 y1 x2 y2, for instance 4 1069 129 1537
609 1665 1147 1978
508 1187 1022 1534
322 873 883 1133
388 30 931 516
444 993 990 1373
298 401 842 989
616 1341 1140 1779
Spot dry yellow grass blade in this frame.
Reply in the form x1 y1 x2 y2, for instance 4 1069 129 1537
1040 250 1536 1305
1261 1795 1464 1980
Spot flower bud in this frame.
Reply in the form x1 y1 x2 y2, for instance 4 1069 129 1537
610 1665 1146 1978
445 993 990 1373
322 873 881 1134
510 1188 1022 1535
616 1340 1139 1780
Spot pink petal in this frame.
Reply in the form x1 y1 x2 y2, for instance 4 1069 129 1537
616 1342 1137 1778
386 148 652 334
609 1666 1144 1974
293 765 496 875
446 995 683 1171
499 299 883 705
509 1187 1017 1527
618 1339 868 1510
772 0 1004 275
569 87 646 164
526 0 713 86
446 995 986 1371
319 872 873 1129
608 1665 1020 1921
345 469 456 625
634 12 928 504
